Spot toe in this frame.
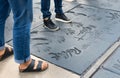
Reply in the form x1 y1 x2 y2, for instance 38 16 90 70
41 61 48 71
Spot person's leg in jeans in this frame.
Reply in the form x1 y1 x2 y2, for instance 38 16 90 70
8 0 32 64
0 0 48 72
41 0 59 31
54 0 71 23
0 0 11 58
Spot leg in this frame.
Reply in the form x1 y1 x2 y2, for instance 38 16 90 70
54 0 71 23
54 0 63 14
8 0 33 64
8 0 48 72
41 0 60 31
0 0 11 50
41 0 51 19
0 0 11 58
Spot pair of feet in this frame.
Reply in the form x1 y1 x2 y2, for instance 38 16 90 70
43 14 71 31
0 44 48 72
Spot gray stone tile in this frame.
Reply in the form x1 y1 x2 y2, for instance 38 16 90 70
73 0 120 11
102 47 120 75
92 68 120 78
30 5 120 75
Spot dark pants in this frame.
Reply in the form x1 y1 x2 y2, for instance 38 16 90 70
41 0 63 18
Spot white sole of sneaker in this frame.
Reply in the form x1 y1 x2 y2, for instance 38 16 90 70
55 18 72 23
43 25 60 32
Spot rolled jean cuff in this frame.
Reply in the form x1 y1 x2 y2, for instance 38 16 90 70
0 45 5 50
15 56 31 64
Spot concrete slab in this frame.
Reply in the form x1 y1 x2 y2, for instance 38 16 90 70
30 4 120 75
82 40 120 78
92 68 120 78
70 0 120 11
102 46 120 75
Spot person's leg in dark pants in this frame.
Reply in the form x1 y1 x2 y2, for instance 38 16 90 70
41 0 51 19
54 0 63 14
54 0 71 23
41 0 60 31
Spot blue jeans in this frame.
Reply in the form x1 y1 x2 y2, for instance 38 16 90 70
41 0 64 18
0 0 33 64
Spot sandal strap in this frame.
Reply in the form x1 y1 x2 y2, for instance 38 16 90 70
22 59 35 72
21 59 43 72
36 61 42 71
0 47 13 61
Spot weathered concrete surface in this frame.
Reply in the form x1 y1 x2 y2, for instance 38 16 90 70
3 0 120 77
102 46 120 75
30 4 120 75
68 0 120 11
92 68 120 78
91 46 120 78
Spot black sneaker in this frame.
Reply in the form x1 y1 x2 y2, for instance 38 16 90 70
43 18 60 31
55 14 72 23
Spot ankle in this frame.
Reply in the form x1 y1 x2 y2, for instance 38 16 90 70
44 17 49 21
0 48 5 56
19 59 32 69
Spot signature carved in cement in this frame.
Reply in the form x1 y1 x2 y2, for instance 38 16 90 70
49 47 81 60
